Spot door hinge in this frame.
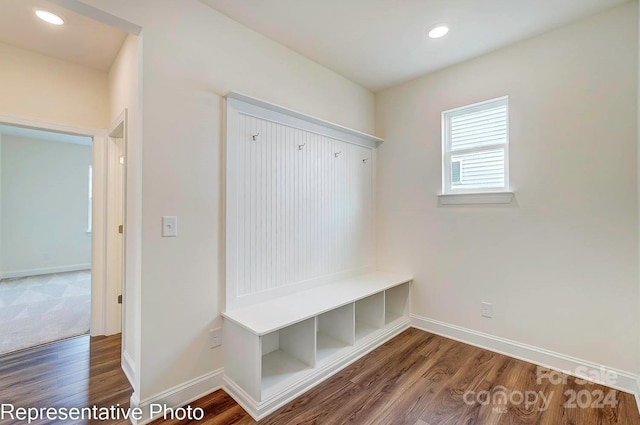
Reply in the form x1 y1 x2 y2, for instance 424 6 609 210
118 224 123 234
117 295 123 304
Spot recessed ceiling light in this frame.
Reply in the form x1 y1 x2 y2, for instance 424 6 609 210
35 10 64 26
428 24 449 39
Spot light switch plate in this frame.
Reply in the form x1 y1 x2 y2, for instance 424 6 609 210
162 216 177 237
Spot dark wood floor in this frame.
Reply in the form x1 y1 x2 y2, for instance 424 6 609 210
2 329 638 425
0 334 132 425
155 328 640 425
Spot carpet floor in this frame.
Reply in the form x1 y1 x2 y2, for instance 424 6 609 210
0 270 91 355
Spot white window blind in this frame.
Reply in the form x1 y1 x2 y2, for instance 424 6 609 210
442 96 509 194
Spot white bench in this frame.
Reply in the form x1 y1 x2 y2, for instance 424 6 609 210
222 271 412 420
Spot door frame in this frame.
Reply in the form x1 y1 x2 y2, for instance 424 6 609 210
106 110 127 337
0 113 113 336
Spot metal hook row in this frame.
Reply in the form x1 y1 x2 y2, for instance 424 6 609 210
251 134 368 162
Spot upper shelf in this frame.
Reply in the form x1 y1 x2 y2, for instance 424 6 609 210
223 271 412 336
226 91 384 149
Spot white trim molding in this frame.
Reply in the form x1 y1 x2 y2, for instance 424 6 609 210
226 92 383 149
636 377 640 415
0 264 90 280
131 369 225 425
47 0 142 35
121 350 136 389
411 314 640 399
438 191 515 205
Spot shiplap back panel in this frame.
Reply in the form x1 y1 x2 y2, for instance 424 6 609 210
226 94 381 311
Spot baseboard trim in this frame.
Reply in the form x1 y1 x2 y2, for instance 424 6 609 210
121 350 136 389
411 314 640 398
0 264 90 280
132 368 224 425
118 315 640 424
635 377 640 415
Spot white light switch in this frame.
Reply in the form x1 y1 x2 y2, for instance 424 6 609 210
162 216 177 237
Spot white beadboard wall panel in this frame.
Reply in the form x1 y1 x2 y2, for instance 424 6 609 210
226 94 381 310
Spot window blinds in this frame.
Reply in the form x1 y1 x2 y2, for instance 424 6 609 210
444 98 508 191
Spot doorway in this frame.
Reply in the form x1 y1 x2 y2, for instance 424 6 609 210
0 114 125 353
0 124 93 354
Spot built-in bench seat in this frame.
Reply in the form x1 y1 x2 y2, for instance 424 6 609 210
222 271 412 420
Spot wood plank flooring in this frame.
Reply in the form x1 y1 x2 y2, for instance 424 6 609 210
1 329 638 425
0 334 132 425
154 328 640 425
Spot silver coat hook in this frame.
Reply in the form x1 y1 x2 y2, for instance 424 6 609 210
251 132 260 141
334 152 342 157
362 158 369 164
298 143 305 150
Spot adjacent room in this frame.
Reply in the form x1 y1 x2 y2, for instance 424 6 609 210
1 0 640 424
0 125 92 354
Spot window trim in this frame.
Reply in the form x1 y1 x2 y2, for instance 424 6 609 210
87 165 92 234
441 96 510 196
438 191 514 205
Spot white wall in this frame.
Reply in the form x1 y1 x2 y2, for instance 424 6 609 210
108 33 141 391
0 41 109 129
80 0 375 401
0 135 92 275
376 2 639 373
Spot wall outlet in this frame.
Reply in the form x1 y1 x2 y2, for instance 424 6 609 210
481 302 493 318
209 328 222 349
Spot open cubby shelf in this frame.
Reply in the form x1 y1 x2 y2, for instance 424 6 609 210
262 350 312 394
223 272 412 420
316 331 350 364
385 283 410 326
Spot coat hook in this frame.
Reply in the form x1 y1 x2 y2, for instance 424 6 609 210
251 132 260 141
298 143 305 150
362 158 369 164
334 151 342 157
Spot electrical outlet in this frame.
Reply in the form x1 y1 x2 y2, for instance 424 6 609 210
481 302 493 318
209 328 222 349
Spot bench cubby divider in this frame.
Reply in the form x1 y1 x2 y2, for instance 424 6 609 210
223 272 412 419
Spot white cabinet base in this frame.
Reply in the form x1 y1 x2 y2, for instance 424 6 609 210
222 272 412 420
224 316 410 420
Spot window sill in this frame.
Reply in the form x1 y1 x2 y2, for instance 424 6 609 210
438 192 515 205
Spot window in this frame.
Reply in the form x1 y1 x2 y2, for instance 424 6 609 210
87 165 92 233
442 96 509 194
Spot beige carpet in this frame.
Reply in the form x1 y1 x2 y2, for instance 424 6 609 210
0 270 91 355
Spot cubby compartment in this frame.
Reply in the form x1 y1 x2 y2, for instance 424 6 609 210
385 283 410 325
224 272 412 419
261 318 315 397
316 304 354 365
355 292 385 342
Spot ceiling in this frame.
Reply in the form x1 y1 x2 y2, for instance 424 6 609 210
0 0 127 71
0 124 92 146
202 0 630 91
